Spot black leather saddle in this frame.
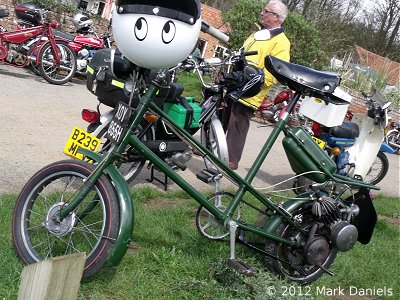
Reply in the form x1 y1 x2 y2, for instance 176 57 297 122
265 55 344 102
330 121 359 138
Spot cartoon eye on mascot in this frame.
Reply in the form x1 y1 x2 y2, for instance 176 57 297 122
112 0 202 69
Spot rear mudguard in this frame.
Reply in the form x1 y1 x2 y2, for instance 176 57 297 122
346 188 377 244
380 142 396 154
78 148 134 267
262 197 309 235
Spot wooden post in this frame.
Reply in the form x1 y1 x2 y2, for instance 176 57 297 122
17 253 86 300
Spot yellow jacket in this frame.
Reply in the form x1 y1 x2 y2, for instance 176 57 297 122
239 32 290 110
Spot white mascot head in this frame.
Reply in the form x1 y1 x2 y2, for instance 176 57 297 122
112 0 202 69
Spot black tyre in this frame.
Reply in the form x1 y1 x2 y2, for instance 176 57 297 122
12 160 120 279
28 61 41 76
96 123 152 183
264 204 337 284
364 151 389 185
200 115 229 169
38 41 77 85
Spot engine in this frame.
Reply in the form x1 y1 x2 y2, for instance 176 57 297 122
5 43 30 65
311 195 358 252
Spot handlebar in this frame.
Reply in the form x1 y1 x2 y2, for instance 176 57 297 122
244 51 258 56
201 21 229 43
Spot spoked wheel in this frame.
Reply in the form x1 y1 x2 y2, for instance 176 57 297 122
12 160 120 279
200 114 229 170
38 41 77 85
195 192 240 240
364 151 389 185
28 61 41 76
96 123 153 183
264 204 337 284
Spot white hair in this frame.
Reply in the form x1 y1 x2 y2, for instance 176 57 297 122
268 0 288 23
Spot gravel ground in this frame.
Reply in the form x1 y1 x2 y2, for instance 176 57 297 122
0 64 399 198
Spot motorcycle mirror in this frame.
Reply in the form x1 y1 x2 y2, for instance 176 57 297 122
253 29 271 41
382 102 391 110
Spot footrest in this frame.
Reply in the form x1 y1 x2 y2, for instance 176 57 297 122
228 258 256 276
196 169 222 183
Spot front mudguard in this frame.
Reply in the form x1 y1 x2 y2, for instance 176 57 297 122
380 142 396 154
78 148 134 267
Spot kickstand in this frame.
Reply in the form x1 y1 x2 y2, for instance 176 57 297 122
227 220 256 276
147 164 169 191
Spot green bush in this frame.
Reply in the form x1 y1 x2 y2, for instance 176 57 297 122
284 12 329 69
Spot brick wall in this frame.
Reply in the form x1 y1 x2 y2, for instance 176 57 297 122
199 4 230 59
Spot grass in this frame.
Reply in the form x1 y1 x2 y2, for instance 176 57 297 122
177 71 212 101
0 187 399 299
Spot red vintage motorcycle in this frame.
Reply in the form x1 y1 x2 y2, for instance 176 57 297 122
258 89 304 125
0 6 76 85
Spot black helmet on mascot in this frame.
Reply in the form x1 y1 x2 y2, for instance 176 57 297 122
112 0 202 69
227 65 265 100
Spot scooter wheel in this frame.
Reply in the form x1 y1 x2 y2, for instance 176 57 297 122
364 151 389 185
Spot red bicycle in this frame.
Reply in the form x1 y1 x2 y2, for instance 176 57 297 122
0 7 76 85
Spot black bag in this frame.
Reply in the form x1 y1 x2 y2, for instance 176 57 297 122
86 48 178 109
86 49 132 108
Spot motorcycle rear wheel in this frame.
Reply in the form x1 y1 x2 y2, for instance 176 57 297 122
264 204 337 284
364 151 389 185
12 160 120 279
38 40 77 85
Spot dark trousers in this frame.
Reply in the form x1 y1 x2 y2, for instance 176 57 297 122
226 102 255 164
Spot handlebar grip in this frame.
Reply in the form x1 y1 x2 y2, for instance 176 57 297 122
201 21 229 43
244 51 258 56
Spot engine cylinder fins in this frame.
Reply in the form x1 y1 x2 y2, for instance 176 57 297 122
312 196 341 225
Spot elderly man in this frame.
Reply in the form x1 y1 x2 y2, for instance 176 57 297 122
226 0 291 170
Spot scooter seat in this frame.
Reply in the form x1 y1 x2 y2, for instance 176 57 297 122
330 121 359 138
265 55 341 97
53 30 75 42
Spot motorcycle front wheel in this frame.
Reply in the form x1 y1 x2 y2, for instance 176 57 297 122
364 151 389 185
200 114 229 170
38 40 77 85
12 160 120 279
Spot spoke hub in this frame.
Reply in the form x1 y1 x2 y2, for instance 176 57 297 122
46 202 76 237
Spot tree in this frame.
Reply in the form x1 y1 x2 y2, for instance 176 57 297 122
284 12 329 69
222 0 264 50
